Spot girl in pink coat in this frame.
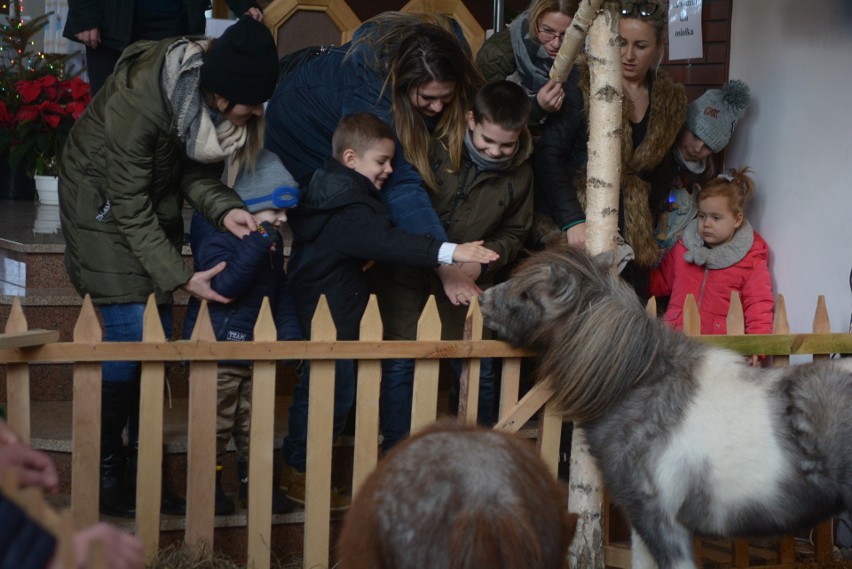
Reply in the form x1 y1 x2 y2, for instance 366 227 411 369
650 167 774 347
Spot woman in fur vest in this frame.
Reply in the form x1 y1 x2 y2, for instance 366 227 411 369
533 0 686 298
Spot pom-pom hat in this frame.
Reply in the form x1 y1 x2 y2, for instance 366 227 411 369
686 79 751 153
200 15 279 106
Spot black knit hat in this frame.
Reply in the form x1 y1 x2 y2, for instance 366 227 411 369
200 15 278 106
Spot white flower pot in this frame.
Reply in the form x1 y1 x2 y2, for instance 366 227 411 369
34 174 60 205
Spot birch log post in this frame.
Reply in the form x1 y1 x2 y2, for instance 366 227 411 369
569 4 621 569
550 0 605 83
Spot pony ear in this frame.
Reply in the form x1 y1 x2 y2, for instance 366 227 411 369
545 262 578 307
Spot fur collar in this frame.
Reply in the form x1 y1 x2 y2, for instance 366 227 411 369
682 219 754 269
579 69 686 267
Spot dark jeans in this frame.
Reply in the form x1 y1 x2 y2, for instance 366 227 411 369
281 359 356 472
98 303 173 451
448 357 497 427
380 357 497 453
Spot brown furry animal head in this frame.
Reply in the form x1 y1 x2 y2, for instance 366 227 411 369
480 243 664 422
337 420 578 569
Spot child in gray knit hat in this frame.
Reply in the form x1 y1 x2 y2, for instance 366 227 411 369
183 149 300 516
655 79 752 253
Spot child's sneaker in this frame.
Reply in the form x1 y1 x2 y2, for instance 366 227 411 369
279 464 350 512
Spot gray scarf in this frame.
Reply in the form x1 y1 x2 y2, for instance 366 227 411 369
464 129 515 172
507 11 552 97
682 218 754 269
674 146 707 175
161 39 247 164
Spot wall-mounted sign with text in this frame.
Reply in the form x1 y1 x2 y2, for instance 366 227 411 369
668 0 704 61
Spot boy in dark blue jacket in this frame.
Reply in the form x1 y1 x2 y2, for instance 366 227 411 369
183 150 300 516
280 112 498 511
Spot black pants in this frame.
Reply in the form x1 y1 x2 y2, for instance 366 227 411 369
86 9 190 95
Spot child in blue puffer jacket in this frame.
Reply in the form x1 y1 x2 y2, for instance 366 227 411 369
183 149 301 516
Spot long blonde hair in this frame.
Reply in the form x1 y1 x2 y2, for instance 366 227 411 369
351 12 483 188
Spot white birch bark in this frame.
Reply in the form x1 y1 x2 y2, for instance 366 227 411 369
549 0 606 83
568 4 621 569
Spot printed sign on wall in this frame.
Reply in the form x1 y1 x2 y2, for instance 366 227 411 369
668 0 704 60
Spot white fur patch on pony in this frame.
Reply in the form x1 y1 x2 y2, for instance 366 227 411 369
654 349 789 534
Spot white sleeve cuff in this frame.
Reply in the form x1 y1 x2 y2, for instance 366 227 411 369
438 242 456 265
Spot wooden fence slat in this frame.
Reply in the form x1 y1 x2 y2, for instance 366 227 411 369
352 296 382 497
58 510 76 569
494 383 554 433
727 291 744 336
458 298 483 426
409 296 441 433
646 296 657 317
536 399 562 477
0 328 59 349
777 535 795 564
5 297 31 444
772 295 790 369
247 298 277 569
304 295 336 569
0 338 531 364
71 295 102 529
498 358 521 421
185 300 217 550
136 296 166 559
732 538 749 567
11 332 852 362
811 297 834 560
683 294 700 336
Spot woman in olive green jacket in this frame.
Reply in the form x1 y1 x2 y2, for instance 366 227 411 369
476 0 580 136
58 16 278 518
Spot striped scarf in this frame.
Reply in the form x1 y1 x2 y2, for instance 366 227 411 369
161 39 247 163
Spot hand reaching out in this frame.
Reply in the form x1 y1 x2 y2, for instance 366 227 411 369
223 208 257 238
436 264 482 307
181 261 233 304
0 441 59 493
452 240 499 264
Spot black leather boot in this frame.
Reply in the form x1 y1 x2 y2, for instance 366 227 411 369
127 450 187 516
215 466 236 516
99 381 136 518
237 460 294 514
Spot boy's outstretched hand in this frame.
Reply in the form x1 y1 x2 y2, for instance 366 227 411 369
452 241 499 264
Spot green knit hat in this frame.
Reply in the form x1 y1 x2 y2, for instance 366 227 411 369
686 79 751 153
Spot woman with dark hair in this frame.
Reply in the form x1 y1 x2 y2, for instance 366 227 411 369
266 13 483 507
534 0 686 297
59 15 279 518
266 12 482 258
476 0 581 137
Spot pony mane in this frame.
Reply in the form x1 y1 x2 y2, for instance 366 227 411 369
526 245 665 422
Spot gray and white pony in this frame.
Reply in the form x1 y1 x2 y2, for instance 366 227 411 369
480 243 851 569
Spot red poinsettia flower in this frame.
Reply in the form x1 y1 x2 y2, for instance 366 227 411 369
5 74 92 176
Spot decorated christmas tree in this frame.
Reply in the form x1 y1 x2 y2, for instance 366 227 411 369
1 0 58 105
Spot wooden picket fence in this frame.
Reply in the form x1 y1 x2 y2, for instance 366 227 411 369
0 290 848 569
